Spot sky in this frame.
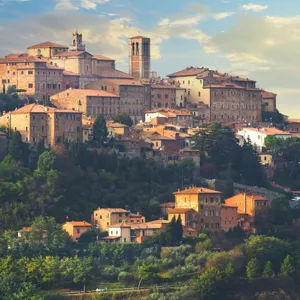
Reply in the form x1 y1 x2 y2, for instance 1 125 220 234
0 0 299 117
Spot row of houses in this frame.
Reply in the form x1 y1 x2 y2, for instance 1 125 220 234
17 187 270 243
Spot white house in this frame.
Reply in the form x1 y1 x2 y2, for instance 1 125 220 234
237 127 291 152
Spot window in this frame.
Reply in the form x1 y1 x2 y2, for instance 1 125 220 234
216 223 220 228
188 91 190 96
42 126 44 132
188 80 190 84
198 92 201 97
32 116 36 120
165 94 168 99
28 83 33 88
26 127 28 132
32 126 36 132
76 229 80 234
157 94 161 99
28 71 33 75
32 137 36 143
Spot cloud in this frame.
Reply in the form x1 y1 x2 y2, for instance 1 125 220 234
241 3 268 12
213 12 235 20
0 0 30 4
55 0 110 10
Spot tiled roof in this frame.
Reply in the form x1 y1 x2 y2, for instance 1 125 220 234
52 51 88 57
221 204 238 208
160 202 175 208
242 127 290 136
108 122 129 128
102 236 121 240
151 84 176 89
45 63 64 70
167 67 207 77
147 219 170 224
168 208 195 214
27 41 68 49
98 69 134 80
130 213 144 218
63 70 80 76
261 90 277 98
183 226 197 232
95 208 129 213
0 55 47 64
101 78 143 86
109 221 131 228
8 103 81 114
66 221 92 227
145 133 175 141
57 89 119 98
225 193 268 203
93 54 114 61
174 187 222 195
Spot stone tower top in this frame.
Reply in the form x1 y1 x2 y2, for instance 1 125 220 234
69 30 85 52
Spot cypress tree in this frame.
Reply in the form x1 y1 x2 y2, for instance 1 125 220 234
93 115 108 145
175 215 183 244
262 261 275 278
246 258 260 280
280 255 294 277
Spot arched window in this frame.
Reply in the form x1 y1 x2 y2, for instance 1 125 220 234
136 42 139 55
132 43 135 55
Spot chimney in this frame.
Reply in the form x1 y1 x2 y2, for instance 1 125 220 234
244 193 247 214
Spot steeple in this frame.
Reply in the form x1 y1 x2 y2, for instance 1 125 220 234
69 30 85 51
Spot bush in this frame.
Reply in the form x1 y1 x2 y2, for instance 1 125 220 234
118 271 134 284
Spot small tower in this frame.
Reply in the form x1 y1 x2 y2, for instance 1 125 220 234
69 31 85 51
128 35 150 80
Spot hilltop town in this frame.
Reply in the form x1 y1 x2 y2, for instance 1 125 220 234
1 32 300 299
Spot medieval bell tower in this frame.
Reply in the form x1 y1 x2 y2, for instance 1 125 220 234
69 30 85 51
128 35 151 80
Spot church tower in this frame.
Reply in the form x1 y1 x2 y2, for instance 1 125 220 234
69 31 85 51
128 36 150 80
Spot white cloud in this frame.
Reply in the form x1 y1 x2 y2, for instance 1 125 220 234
55 0 110 10
241 3 268 12
213 12 235 20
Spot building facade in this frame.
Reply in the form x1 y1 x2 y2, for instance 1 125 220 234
150 84 176 109
173 187 222 232
62 221 92 241
0 104 82 147
51 89 120 119
86 78 151 122
128 36 151 80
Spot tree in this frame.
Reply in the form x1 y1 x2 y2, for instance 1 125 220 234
174 215 183 244
224 161 234 198
246 258 260 280
224 262 235 281
280 255 294 277
137 263 159 288
262 261 275 278
113 112 133 127
8 131 29 165
37 151 56 173
93 115 108 145
73 257 94 292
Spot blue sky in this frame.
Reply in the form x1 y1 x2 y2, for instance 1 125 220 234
0 0 300 117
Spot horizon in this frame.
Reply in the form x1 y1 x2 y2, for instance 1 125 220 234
0 0 299 117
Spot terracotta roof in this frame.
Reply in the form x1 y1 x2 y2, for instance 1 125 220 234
95 208 129 213
98 70 134 79
93 54 114 61
52 51 89 57
147 219 170 224
173 187 222 195
151 84 176 89
57 89 119 98
65 221 92 227
167 67 207 77
204 83 245 90
102 78 144 86
109 221 131 228
261 90 277 98
130 222 164 230
63 70 80 76
0 55 47 64
102 236 121 240
288 119 300 123
160 202 175 208
27 41 68 49
130 213 144 218
145 133 175 141
241 127 290 136
221 204 238 209
225 193 268 203
6 53 28 58
8 103 82 114
108 122 129 128
168 208 195 214
45 63 64 70
183 226 197 233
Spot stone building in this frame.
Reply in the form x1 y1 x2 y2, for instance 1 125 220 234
0 104 82 147
0 54 79 101
51 89 120 119
27 41 68 58
128 36 151 80
86 78 151 122
261 90 277 112
173 187 222 232
150 84 176 109
167 67 263 123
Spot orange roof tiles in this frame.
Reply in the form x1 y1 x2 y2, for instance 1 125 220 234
93 54 114 61
60 89 119 98
53 51 87 57
27 41 68 49
66 221 92 227
167 67 207 77
173 187 222 195
0 55 47 64
160 202 175 208
9 103 81 114
98 69 134 79
109 221 131 228
261 90 277 98
95 208 129 213
63 70 80 76
130 213 144 218
245 127 290 135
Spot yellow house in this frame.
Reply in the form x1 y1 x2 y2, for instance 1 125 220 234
62 221 92 241
259 153 273 166
107 122 129 137
91 208 130 232
173 187 222 231
168 208 199 229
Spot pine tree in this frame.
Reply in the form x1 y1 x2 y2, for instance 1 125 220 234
93 115 108 145
280 255 294 277
262 261 275 278
246 258 260 280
